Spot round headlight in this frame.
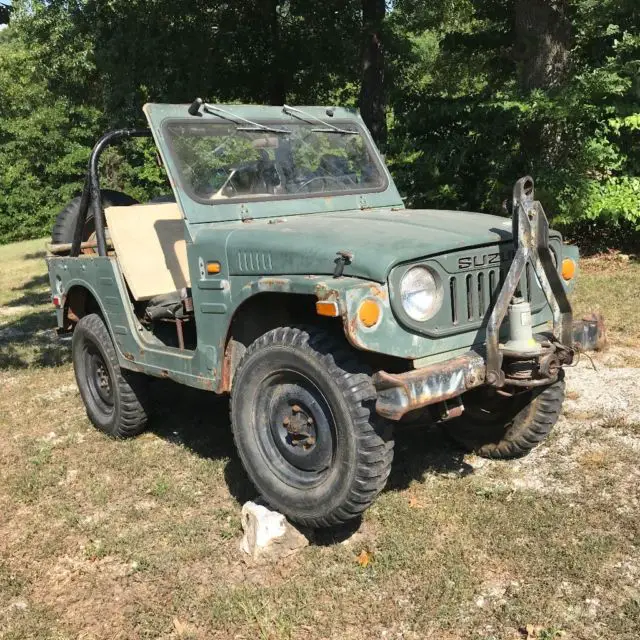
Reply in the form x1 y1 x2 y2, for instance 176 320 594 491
400 267 442 322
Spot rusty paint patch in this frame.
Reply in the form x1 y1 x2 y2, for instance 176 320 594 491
367 284 388 300
123 352 135 361
259 278 289 286
345 312 369 351
220 343 233 394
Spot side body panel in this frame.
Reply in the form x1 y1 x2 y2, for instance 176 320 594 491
47 232 577 391
47 254 216 390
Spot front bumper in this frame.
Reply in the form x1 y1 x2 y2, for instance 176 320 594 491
373 313 606 421
374 351 486 421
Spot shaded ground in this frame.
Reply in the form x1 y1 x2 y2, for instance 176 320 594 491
0 239 638 639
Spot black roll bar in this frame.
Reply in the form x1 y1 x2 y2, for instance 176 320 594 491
71 128 152 257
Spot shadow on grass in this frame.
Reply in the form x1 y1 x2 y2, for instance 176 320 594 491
24 250 47 261
148 379 257 506
387 421 473 491
147 378 470 542
0 310 70 369
9 273 51 307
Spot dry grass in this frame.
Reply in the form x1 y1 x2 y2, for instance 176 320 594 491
1 240 639 640
572 253 640 347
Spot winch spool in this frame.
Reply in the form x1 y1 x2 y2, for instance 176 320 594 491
501 297 542 356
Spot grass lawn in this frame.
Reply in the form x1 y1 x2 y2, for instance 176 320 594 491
0 239 638 639
572 253 640 347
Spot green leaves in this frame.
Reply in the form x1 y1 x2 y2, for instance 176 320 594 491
385 0 639 248
0 0 637 249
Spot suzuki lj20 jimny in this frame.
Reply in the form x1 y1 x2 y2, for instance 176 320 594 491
46 99 583 527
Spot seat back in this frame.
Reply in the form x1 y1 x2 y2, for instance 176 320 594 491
105 203 191 301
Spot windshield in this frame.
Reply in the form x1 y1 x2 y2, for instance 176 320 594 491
164 121 386 203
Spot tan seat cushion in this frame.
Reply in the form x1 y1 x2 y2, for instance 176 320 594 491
105 203 191 301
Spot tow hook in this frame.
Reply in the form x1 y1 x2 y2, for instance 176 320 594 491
485 177 574 387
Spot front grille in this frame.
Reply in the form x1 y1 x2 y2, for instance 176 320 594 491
449 263 537 326
390 241 559 338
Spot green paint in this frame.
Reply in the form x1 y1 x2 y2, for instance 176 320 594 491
46 103 580 392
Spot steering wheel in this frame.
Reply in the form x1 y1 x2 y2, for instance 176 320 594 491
295 174 356 194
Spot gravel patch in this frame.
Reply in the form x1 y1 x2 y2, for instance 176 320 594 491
467 351 640 497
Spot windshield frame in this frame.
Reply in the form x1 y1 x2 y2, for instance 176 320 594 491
161 118 389 207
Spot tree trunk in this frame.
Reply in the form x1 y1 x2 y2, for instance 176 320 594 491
359 0 387 147
264 0 287 105
0 2 10 25
514 0 572 168
514 0 571 92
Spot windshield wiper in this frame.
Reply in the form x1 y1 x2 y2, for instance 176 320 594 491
282 105 357 134
202 103 291 134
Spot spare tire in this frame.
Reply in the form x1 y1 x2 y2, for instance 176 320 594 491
51 189 139 244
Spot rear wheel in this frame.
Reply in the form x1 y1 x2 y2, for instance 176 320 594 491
72 314 149 438
446 376 565 459
51 189 138 245
230 327 394 528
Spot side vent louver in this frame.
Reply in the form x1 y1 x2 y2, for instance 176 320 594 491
237 251 273 273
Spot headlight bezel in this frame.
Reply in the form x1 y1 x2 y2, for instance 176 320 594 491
395 265 444 324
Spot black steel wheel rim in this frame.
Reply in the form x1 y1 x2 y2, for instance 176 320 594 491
253 369 336 488
84 342 114 415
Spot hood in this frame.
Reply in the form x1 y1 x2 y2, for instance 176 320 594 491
221 208 517 283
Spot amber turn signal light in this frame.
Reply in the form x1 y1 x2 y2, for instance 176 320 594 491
358 299 381 328
206 261 221 275
316 300 340 317
561 258 576 281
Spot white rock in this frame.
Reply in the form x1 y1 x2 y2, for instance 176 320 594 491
239 501 309 559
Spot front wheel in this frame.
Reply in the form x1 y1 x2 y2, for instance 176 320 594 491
230 327 394 528
446 376 565 459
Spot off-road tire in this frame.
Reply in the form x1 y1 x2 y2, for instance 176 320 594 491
51 189 138 244
230 327 394 528
447 376 565 459
72 313 149 438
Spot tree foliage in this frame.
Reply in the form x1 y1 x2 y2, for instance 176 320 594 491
387 0 639 249
0 0 637 249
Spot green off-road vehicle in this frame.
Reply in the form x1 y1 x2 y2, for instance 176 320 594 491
46 100 581 527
